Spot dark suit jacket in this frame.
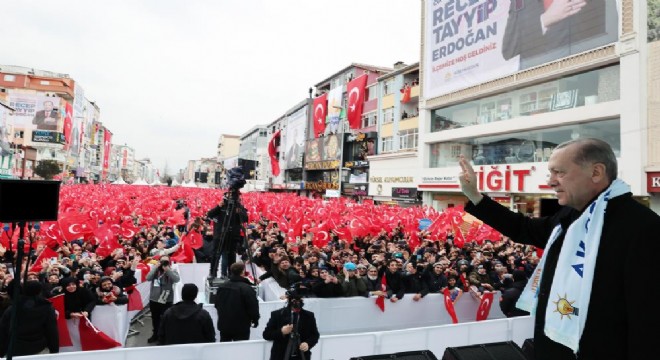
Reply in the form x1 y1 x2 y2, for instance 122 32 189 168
263 307 319 360
466 193 660 359
32 110 60 131
502 0 607 66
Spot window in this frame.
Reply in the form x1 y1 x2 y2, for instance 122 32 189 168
361 111 377 128
399 129 418 150
382 108 394 124
430 64 620 133
428 118 621 168
3 75 15 82
381 137 394 153
367 84 378 101
383 79 395 95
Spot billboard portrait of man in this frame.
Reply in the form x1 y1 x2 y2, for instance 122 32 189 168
284 108 306 169
32 100 60 131
502 0 618 69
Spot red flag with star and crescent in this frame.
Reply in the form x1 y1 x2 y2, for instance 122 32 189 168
58 214 95 242
47 294 73 347
268 130 281 177
443 288 459 324
78 316 121 351
476 291 494 321
102 129 112 181
375 274 387 312
63 102 73 150
312 93 327 138
346 74 368 130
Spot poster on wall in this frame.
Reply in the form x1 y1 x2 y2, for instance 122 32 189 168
284 107 306 170
423 0 620 99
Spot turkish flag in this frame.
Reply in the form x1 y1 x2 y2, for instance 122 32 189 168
29 246 59 273
47 294 73 347
124 284 144 312
95 224 122 257
182 230 203 250
268 130 281 176
40 221 64 248
59 214 95 242
171 242 194 263
102 129 112 180
375 274 387 312
136 263 150 283
120 221 139 239
63 102 73 150
346 75 368 130
400 85 411 103
443 288 459 324
476 292 494 321
78 316 121 351
312 93 328 137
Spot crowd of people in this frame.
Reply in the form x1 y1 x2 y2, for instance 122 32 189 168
4 138 648 360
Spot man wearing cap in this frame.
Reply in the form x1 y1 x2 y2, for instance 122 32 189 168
263 290 319 360
158 283 215 345
468 264 494 296
338 262 367 297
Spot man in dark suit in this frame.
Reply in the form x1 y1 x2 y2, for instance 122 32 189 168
458 138 660 359
502 0 609 69
32 100 60 131
263 290 319 360
214 262 260 342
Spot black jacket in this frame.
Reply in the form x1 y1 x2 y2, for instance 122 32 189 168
499 279 530 318
214 275 260 334
0 296 59 356
158 300 215 345
262 307 320 360
404 271 429 297
467 193 660 360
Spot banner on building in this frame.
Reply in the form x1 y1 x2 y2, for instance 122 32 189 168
284 107 306 170
102 129 112 180
423 0 619 99
326 87 343 134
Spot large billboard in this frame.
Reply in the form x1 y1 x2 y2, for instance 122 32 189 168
283 107 306 170
424 0 619 99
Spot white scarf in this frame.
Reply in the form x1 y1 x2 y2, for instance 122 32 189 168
516 179 630 353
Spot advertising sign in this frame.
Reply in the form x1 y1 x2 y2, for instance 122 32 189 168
284 107 306 170
424 0 619 99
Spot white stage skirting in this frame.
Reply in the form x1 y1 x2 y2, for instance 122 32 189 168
50 263 513 351
18 315 534 360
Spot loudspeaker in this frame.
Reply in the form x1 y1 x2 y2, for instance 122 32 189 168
0 179 60 222
350 350 438 360
442 341 527 360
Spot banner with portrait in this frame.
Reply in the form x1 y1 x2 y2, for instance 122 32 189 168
326 87 343 134
284 107 307 170
423 0 620 99
322 134 341 161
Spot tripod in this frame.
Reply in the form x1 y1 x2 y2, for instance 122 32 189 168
208 189 254 280
283 311 306 360
6 222 36 360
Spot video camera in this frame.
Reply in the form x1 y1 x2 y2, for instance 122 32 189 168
226 167 246 192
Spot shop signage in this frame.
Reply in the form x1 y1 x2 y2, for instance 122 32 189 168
392 187 417 199
475 165 533 192
304 160 339 170
305 180 338 191
647 172 660 192
344 160 369 168
370 176 414 183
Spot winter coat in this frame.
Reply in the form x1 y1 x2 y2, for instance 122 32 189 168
214 276 260 334
146 266 180 303
0 296 59 356
338 275 368 297
263 307 319 360
467 193 660 359
158 300 215 345
499 279 529 318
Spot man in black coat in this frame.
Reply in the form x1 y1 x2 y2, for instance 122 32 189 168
499 269 530 318
501 0 613 69
158 283 215 345
206 189 248 279
214 262 260 342
0 281 59 356
263 291 319 360
458 138 660 359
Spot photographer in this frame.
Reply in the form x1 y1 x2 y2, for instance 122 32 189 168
263 289 319 360
207 167 248 279
146 255 180 344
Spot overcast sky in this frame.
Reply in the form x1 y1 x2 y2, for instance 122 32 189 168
3 0 421 174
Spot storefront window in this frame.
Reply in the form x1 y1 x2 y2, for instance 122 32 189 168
429 118 620 168
430 65 620 132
